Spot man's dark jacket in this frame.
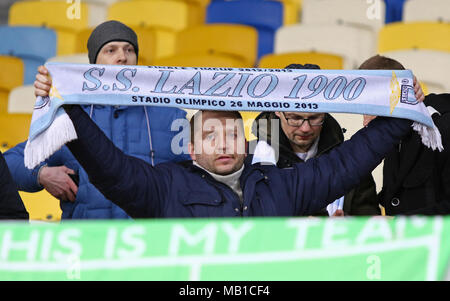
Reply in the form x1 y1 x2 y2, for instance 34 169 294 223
251 112 380 216
0 151 28 219
379 93 450 215
64 106 411 218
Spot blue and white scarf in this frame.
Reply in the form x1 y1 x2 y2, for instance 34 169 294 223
24 63 443 169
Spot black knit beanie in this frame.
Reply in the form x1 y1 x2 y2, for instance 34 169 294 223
87 20 139 64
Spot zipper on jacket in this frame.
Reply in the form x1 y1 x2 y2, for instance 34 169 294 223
212 180 244 216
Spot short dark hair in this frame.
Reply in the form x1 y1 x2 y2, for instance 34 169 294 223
359 54 405 70
190 110 244 144
284 63 321 70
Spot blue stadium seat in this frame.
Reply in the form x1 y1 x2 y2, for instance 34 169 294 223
0 26 57 84
206 0 284 60
384 0 407 23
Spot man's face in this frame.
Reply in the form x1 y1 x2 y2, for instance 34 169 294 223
95 41 137 65
275 112 325 153
189 111 246 175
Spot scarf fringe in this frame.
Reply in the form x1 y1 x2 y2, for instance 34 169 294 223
412 122 444 152
24 111 78 169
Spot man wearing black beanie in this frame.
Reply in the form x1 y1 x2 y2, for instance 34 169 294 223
5 21 190 220
87 20 139 64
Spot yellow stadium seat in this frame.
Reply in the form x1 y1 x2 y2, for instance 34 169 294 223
108 0 203 59
47 54 89 64
0 56 24 113
20 190 62 222
174 24 258 67
258 52 344 69
74 27 92 54
277 0 302 24
420 82 429 96
378 22 450 53
0 113 31 148
132 0 210 23
134 0 210 5
241 111 261 141
75 26 157 65
185 0 209 23
153 53 245 68
129 27 157 65
9 0 105 55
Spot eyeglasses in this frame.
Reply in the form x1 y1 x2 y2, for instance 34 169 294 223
282 112 325 127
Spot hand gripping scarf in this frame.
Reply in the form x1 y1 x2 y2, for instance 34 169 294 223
24 63 443 169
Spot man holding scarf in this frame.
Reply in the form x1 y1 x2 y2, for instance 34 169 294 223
56 99 424 217
19 40 431 218
360 55 450 215
4 21 190 219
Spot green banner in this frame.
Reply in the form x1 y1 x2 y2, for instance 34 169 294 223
0 216 449 281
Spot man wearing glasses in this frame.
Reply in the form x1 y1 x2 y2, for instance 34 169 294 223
252 64 380 217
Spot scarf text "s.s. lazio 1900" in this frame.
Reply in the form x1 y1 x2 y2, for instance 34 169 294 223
24 63 442 169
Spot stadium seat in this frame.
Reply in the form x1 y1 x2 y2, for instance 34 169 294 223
0 146 8 154
381 49 450 93
132 0 210 23
241 111 261 141
278 0 302 24
403 0 450 22
378 22 450 53
80 0 118 4
0 56 24 113
209 0 301 24
0 26 57 85
41 0 117 5
301 0 385 32
74 27 92 54
75 26 156 65
8 0 106 55
174 24 258 67
206 0 284 60
47 54 90 64
274 24 376 68
250 0 302 24
108 0 203 59
20 190 62 222
39 0 109 25
383 0 407 23
153 53 246 68
331 113 364 141
0 113 32 148
258 52 344 69
180 0 211 23
8 85 37 114
372 160 384 194
125 27 157 65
